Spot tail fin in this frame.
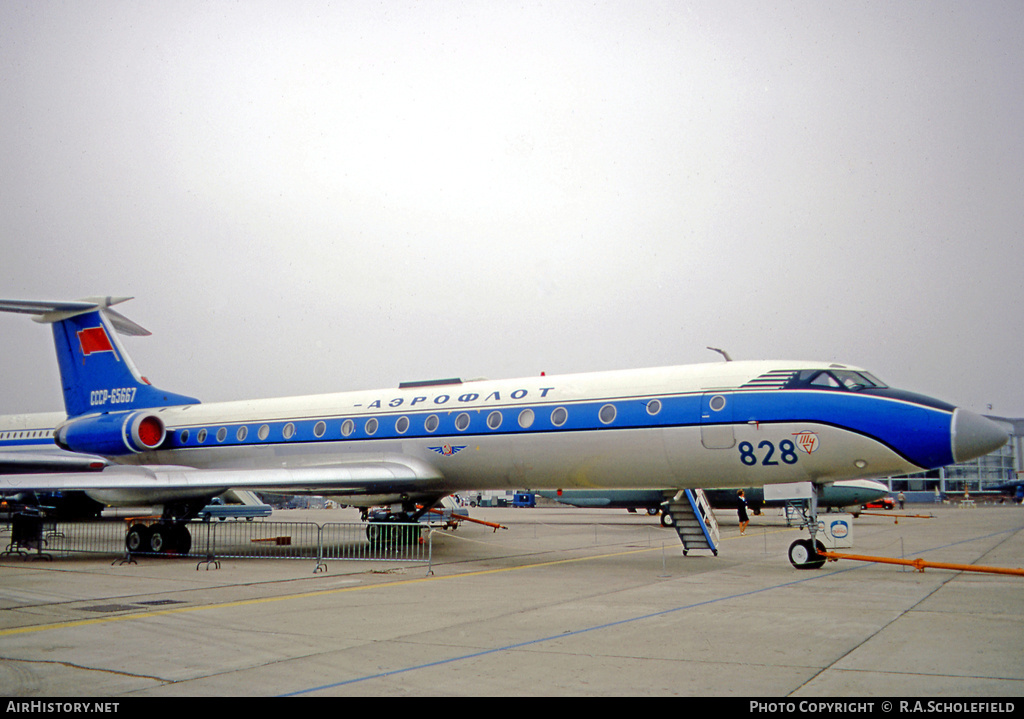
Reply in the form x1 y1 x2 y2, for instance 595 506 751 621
0 297 200 417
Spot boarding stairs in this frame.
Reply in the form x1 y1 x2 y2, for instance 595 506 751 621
666 489 719 556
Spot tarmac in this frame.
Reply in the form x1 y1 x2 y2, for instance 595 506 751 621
0 501 1022 698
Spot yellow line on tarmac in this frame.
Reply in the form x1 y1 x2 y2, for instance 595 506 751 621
0 545 661 638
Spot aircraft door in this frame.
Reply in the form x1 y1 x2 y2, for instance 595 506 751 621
700 392 736 449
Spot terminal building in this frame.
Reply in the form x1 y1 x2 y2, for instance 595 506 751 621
884 416 1023 501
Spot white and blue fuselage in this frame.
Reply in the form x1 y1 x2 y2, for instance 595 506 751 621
147 363 952 486
0 299 1009 514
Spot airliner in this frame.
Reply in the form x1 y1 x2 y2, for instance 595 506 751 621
538 479 892 521
0 297 1009 567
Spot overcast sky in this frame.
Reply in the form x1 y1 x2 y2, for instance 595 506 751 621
2 1 1022 418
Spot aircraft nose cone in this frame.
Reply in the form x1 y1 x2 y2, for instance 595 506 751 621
952 409 1009 463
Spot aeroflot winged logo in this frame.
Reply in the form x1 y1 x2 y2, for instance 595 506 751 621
77 326 119 359
429 444 466 456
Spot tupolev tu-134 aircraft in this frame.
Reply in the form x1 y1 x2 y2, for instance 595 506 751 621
0 297 1009 567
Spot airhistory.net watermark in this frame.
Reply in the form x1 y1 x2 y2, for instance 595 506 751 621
6 702 119 714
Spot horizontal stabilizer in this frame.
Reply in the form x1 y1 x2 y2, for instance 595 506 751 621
0 297 150 336
0 299 103 315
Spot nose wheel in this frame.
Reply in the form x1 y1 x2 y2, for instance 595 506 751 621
788 538 827 569
784 482 829 569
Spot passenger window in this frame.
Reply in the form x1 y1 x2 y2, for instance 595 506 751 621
599 404 617 424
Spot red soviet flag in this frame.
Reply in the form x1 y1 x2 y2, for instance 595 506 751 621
77 326 115 356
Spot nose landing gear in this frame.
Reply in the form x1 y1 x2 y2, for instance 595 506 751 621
788 482 828 569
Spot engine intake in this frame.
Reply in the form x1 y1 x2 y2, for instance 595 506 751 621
56 411 167 455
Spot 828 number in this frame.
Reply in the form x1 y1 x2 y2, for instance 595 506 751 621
738 440 798 466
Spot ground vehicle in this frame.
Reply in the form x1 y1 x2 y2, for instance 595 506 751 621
512 492 536 508
863 496 895 510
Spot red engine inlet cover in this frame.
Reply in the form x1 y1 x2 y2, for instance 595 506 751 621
133 415 165 449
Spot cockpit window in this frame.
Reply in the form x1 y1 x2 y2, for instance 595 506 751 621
859 372 887 388
788 370 887 392
833 370 886 391
810 372 841 389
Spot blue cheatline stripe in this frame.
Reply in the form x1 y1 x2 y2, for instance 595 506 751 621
165 390 952 468
0 438 54 448
280 524 1023 697
168 394 702 447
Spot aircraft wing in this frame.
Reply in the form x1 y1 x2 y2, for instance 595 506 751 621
0 454 446 506
0 451 108 475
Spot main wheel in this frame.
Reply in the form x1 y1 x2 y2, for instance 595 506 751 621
126 524 151 553
148 525 169 553
366 518 421 547
168 524 192 554
125 528 150 553
366 521 403 545
660 511 674 527
366 523 382 543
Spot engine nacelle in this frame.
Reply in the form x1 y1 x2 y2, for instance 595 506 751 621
56 411 167 456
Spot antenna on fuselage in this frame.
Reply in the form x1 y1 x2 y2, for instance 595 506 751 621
707 346 732 362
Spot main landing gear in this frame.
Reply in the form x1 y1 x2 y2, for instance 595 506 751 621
125 522 192 555
787 483 827 570
362 501 435 546
364 517 421 546
124 500 204 556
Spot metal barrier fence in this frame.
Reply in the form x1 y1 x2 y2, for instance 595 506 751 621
0 517 432 570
